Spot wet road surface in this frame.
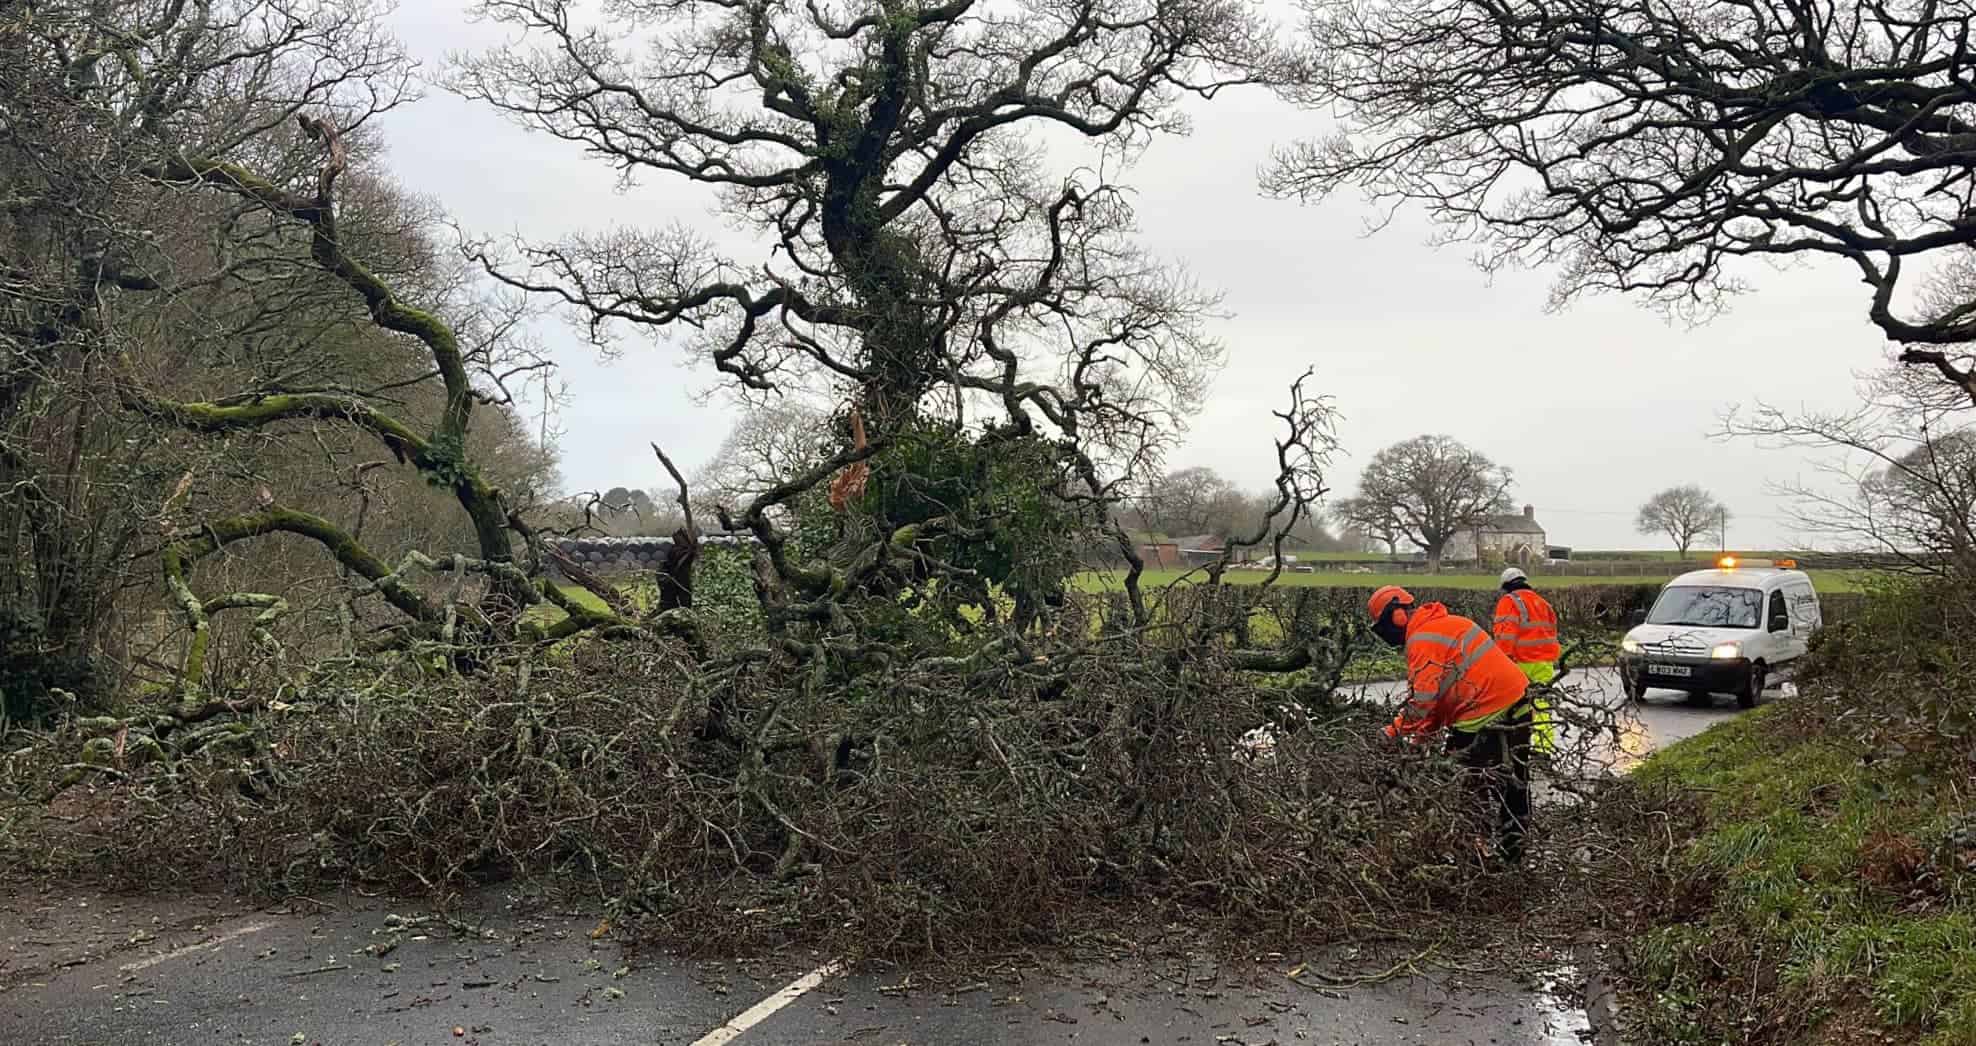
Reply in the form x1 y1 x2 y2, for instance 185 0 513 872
1 666 1772 1045
0 890 1593 1045
1352 665 1769 774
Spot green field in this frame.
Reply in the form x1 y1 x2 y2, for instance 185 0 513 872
1074 567 1872 593
1570 549 1793 562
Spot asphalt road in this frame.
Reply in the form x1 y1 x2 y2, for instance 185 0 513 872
0 667 1767 1046
0 890 1593 1046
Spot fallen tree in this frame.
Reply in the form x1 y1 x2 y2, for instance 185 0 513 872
0 0 1631 963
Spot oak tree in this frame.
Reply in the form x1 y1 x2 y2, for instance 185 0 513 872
453 0 1267 622
1336 434 1511 571
1635 486 1728 559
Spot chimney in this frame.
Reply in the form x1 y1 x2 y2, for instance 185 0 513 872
1522 504 1535 519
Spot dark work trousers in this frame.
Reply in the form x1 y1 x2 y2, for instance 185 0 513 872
1444 703 1534 864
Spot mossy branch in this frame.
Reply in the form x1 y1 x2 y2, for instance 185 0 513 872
158 507 619 692
162 506 443 646
145 117 527 598
164 591 292 704
157 122 477 444
122 388 430 464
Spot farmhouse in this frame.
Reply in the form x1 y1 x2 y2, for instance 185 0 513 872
1135 539 1183 569
1171 534 1310 567
1442 504 1549 565
1173 534 1230 567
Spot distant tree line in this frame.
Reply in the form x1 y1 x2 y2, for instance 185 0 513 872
1119 465 1349 551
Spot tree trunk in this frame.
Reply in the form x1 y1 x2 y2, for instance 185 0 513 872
654 527 699 613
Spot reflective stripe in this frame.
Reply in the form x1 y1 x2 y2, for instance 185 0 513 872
1453 692 1536 731
1504 590 1560 662
1438 625 1494 703
1397 605 1531 737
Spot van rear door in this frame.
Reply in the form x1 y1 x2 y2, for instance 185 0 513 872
1785 581 1820 634
1780 580 1819 662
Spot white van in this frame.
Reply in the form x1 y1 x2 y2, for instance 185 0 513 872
1618 557 1822 708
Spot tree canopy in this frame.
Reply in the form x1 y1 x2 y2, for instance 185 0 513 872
1265 0 1976 406
1336 435 1512 570
1635 486 1728 558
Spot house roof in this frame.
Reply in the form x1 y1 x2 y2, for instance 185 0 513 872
1480 513 1545 535
1173 534 1223 550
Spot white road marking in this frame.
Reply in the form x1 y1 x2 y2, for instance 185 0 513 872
690 960 845 1046
118 919 274 974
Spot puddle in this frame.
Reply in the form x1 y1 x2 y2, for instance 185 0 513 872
1533 963 1596 1045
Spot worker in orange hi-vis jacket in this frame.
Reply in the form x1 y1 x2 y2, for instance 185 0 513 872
1370 585 1535 865
1493 567 1559 754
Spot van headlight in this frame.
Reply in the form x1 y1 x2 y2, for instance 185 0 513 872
1621 638 1641 654
1710 642 1742 660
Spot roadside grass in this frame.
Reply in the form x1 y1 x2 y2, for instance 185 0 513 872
1613 703 1976 1045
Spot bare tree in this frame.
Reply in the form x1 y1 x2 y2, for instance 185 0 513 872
1725 367 1976 577
1331 504 1396 556
0 0 473 700
1140 466 1241 538
1337 435 1511 571
452 0 1264 625
1635 486 1728 559
1262 0 1976 406
0 0 747 704
1871 432 1976 573
696 400 832 512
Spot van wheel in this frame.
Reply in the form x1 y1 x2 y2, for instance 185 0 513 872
1737 662 1767 710
1621 672 1644 704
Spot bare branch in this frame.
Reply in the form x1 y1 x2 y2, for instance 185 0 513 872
1265 0 1976 403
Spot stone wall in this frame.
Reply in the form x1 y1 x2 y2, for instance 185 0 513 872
544 534 751 576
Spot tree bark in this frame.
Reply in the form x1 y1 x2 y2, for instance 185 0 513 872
655 527 700 613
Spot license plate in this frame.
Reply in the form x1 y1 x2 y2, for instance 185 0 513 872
1648 663 1692 678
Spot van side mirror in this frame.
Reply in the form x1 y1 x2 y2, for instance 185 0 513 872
1769 612 1790 633
1627 609 1647 627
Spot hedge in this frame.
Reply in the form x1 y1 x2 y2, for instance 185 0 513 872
1075 583 1870 643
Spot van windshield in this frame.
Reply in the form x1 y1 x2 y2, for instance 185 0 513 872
1646 586 1763 629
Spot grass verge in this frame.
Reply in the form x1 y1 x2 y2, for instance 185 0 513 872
1593 583 1976 1045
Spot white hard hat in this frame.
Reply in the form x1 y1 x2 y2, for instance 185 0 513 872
1499 567 1527 585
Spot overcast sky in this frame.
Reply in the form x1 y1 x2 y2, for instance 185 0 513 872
376 1 1890 551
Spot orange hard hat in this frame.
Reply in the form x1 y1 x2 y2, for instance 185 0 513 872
1367 585 1414 621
